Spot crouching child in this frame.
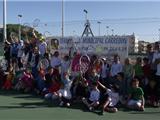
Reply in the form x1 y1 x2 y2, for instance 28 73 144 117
126 77 145 111
82 82 100 111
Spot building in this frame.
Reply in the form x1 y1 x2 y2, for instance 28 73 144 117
138 40 150 53
120 34 139 53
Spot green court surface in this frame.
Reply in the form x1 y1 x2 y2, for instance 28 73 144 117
0 90 160 120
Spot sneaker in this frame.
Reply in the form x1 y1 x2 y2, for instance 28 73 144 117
66 103 70 107
59 101 64 107
89 107 94 111
100 109 104 115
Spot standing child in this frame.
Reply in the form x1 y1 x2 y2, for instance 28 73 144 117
100 58 110 85
142 57 151 86
126 77 145 111
144 79 159 107
61 55 70 80
133 57 144 87
123 58 134 95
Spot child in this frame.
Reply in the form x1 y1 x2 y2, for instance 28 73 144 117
111 72 125 104
44 67 54 89
3 66 14 90
38 54 50 72
44 77 61 100
126 77 145 111
88 69 100 86
34 67 46 94
133 57 144 87
144 79 159 107
123 58 134 95
82 82 100 111
61 55 70 80
100 84 120 115
52 72 72 107
0 67 6 88
142 57 151 86
15 68 33 92
71 74 89 102
110 55 123 77
100 58 110 85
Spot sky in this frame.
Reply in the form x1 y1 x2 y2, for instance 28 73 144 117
1 0 160 42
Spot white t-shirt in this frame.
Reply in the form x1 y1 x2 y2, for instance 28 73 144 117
110 62 123 77
107 89 119 107
152 51 160 76
152 51 160 63
17 43 24 58
51 56 61 68
101 64 109 78
156 63 160 76
58 80 72 99
89 89 100 102
61 60 70 74
38 42 47 56
38 58 49 70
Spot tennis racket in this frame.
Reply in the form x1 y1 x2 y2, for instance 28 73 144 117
33 18 40 29
0 58 8 71
10 32 18 43
79 54 90 74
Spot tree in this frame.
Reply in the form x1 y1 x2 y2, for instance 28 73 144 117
0 24 42 42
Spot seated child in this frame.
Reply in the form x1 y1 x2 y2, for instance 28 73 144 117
99 83 120 115
15 68 33 92
88 69 100 87
44 77 61 100
112 72 125 103
34 67 46 94
82 82 100 111
0 67 6 88
126 77 145 111
3 66 14 90
71 74 89 102
52 72 72 107
144 79 159 107
44 67 54 89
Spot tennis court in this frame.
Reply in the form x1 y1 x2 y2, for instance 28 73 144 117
0 90 160 120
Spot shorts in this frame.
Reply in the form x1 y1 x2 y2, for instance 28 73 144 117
128 99 142 106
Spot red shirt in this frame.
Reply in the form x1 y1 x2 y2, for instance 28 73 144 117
48 82 61 93
143 64 151 77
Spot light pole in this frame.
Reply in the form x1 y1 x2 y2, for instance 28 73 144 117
62 0 64 38
3 0 7 42
106 26 109 36
111 29 114 36
83 9 88 21
97 21 101 36
18 14 22 41
158 29 160 41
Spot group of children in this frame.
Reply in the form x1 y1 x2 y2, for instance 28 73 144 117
1 37 160 115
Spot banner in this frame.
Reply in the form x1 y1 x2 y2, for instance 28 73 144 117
49 36 129 60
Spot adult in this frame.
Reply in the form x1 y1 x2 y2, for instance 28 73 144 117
110 55 123 77
17 40 24 70
152 42 160 99
50 51 61 68
38 37 47 57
